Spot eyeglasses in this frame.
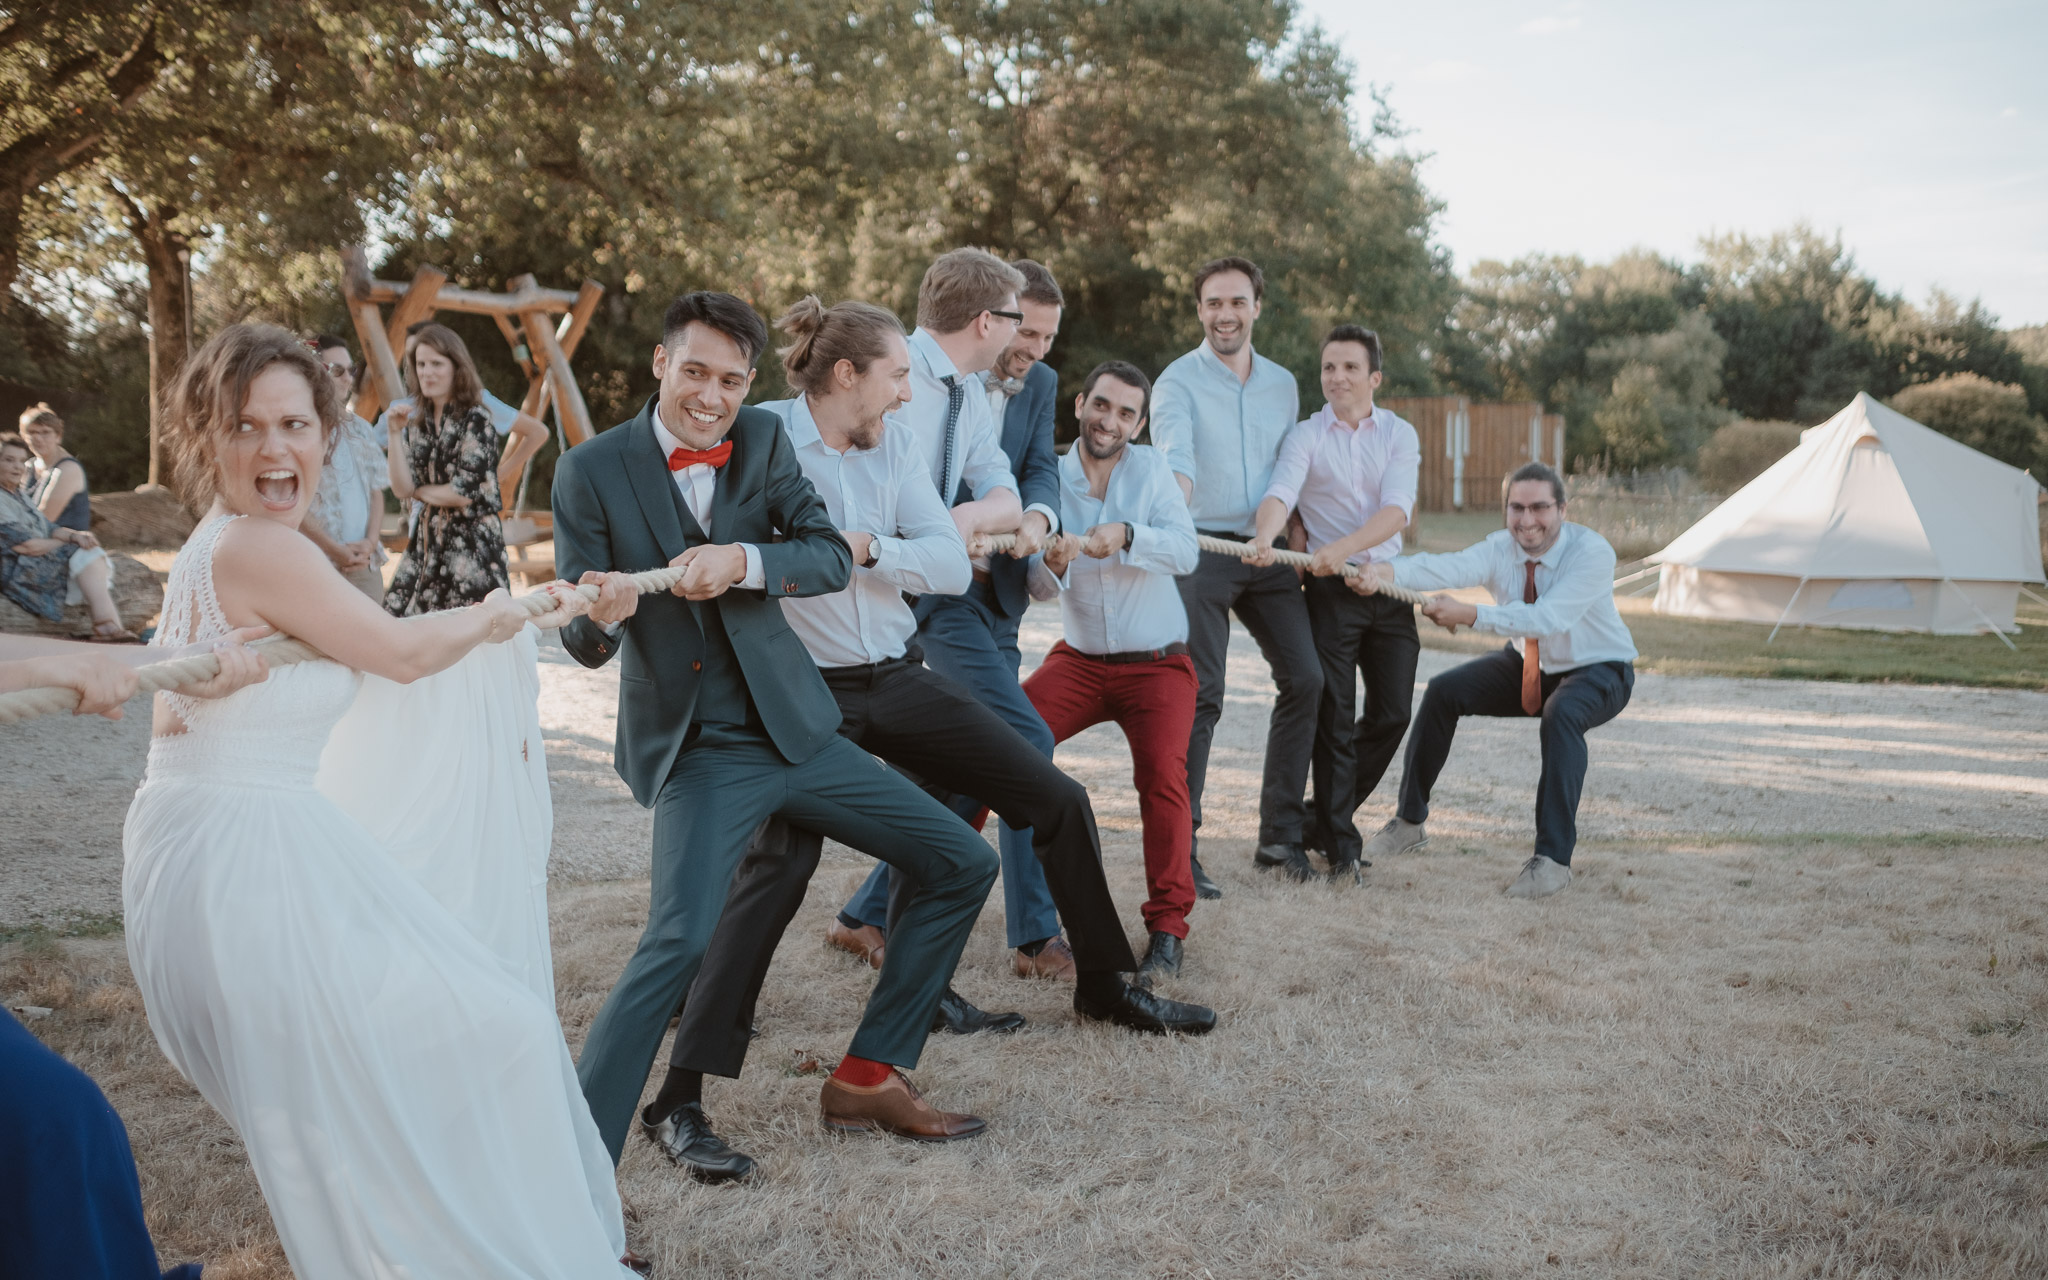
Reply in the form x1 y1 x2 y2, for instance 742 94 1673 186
321 361 353 380
1506 502 1558 517
986 308 1024 325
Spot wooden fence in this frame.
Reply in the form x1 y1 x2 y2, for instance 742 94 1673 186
1381 397 1565 512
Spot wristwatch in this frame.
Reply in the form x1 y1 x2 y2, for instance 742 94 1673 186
1122 521 1135 551
858 535 880 568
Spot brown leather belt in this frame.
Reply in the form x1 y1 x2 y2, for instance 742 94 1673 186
1069 642 1189 665
971 567 993 585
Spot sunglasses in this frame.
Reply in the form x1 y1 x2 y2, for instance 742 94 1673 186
321 361 353 380
986 308 1024 324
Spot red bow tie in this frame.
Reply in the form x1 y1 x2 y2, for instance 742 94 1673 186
668 441 732 471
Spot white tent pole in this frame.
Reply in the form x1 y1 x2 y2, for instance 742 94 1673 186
2020 585 2048 611
1766 577 1810 644
1944 579 2019 651
1612 564 1661 588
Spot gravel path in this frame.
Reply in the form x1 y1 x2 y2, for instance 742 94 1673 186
4 600 2043 927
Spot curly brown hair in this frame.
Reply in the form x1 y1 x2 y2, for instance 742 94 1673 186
165 323 341 508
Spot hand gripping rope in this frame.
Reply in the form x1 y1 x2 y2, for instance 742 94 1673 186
978 532 1435 605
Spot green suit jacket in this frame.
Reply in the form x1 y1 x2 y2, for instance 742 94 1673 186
552 397 853 805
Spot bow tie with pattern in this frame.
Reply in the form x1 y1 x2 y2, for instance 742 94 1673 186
991 376 1026 398
667 441 732 471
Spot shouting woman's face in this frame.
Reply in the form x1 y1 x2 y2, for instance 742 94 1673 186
213 363 327 528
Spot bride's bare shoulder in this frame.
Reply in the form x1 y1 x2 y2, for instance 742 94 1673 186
213 516 322 573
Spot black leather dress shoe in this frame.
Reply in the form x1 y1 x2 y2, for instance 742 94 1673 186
1075 980 1217 1035
1189 848 1223 900
1134 931 1183 988
642 1101 754 1183
1257 842 1318 882
930 985 1028 1035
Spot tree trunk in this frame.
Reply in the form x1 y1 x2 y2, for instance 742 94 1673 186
119 194 190 492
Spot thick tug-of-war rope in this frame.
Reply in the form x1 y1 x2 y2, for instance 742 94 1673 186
0 539 1435 726
979 532 1436 606
0 565 691 727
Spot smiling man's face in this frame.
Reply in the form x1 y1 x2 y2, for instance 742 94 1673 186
653 322 757 449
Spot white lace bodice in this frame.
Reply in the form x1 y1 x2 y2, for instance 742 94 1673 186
147 513 361 789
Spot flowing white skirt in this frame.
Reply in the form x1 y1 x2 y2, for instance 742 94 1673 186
124 643 630 1279
319 629 557 1002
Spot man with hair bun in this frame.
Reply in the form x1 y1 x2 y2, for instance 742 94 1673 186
826 249 1082 985
1353 462 1637 898
646 298 1214 1181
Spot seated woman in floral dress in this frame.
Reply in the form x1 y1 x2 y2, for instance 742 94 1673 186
381 324 510 616
0 434 133 640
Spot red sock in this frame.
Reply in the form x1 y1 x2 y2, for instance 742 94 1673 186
831 1054 893 1087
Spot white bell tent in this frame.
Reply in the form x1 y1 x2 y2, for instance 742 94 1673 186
1651 393 2045 639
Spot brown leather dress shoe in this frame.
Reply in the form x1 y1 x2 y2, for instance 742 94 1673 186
825 920 885 969
1012 935 1076 981
819 1070 986 1142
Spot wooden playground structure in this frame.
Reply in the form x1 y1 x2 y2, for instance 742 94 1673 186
340 247 604 581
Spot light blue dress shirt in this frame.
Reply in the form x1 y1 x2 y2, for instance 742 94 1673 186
761 395 971 668
893 328 1017 508
1028 444 1200 654
1148 341 1300 535
1393 523 1639 672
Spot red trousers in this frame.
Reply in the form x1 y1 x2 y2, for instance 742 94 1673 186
1022 642 1198 939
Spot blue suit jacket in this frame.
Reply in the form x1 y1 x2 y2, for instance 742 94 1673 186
961 359 1060 618
551 398 852 804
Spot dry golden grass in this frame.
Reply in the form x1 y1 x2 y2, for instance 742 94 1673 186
11 829 2047 1279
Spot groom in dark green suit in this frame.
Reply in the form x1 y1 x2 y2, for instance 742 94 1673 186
555 292 1000 1163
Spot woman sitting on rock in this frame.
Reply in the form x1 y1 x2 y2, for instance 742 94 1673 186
19 404 92 532
0 434 133 641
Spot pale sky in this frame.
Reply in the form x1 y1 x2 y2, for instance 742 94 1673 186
1296 0 2048 327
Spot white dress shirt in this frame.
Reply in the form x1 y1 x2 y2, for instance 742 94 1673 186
1148 341 1300 534
1028 444 1199 654
893 328 1018 509
1392 523 1638 672
761 396 970 668
1263 403 1421 565
651 405 764 589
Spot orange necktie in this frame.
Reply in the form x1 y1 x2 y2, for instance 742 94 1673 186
1520 560 1543 715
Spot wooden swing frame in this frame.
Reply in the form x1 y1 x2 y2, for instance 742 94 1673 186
339 245 604 453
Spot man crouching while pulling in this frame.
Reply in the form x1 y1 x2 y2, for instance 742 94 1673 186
1353 463 1637 897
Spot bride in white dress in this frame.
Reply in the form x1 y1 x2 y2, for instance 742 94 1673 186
123 323 638 1278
